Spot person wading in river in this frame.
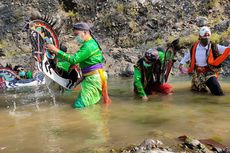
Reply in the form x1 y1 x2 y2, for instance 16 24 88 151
134 48 173 101
14 65 33 80
46 22 111 108
179 26 230 95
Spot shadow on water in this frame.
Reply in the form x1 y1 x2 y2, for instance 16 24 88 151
0 77 229 152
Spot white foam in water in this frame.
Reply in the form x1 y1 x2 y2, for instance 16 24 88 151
43 76 57 106
9 98 16 115
34 85 40 111
46 84 57 106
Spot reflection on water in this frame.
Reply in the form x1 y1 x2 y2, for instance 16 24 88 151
0 77 229 152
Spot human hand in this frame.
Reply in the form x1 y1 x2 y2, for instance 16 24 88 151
142 96 148 101
45 44 59 54
179 64 187 74
33 55 38 61
15 75 22 80
179 64 183 74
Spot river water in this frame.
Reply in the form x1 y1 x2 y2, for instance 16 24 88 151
0 77 229 153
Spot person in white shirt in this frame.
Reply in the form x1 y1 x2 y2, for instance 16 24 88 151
179 26 230 95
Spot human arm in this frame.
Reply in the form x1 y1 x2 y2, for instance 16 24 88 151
158 50 165 64
26 71 33 79
180 51 190 65
134 67 148 100
179 51 190 73
208 44 230 66
46 44 92 65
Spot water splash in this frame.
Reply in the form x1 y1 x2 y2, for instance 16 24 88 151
34 85 40 111
43 76 56 106
9 94 17 115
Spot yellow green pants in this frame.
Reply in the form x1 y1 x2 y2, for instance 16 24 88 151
73 73 104 108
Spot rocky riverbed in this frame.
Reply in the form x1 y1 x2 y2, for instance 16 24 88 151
110 137 230 153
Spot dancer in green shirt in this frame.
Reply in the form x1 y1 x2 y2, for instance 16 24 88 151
46 23 111 108
134 48 173 101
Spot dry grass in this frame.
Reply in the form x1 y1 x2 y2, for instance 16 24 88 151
210 32 222 43
0 40 7 49
205 0 220 9
67 10 78 17
179 34 198 47
128 20 139 33
116 3 124 13
154 38 164 46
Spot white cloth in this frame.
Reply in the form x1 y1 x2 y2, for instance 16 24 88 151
180 43 228 66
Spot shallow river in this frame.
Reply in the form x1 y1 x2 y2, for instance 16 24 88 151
0 77 229 153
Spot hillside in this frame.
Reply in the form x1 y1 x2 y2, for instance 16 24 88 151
0 0 229 76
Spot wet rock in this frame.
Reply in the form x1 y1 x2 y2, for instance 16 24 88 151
137 0 147 5
214 20 230 32
120 63 134 77
178 135 230 153
0 147 7 151
110 139 175 153
196 16 208 27
112 50 123 60
0 54 34 70
139 139 163 150
150 0 162 5
147 18 159 30
224 147 230 153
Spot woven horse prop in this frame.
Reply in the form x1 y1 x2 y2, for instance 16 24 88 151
160 39 183 83
0 67 45 90
0 49 44 89
23 14 83 90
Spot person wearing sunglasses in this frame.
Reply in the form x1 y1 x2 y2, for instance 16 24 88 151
14 65 33 80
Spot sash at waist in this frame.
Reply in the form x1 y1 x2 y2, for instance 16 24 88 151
195 66 209 73
81 63 103 74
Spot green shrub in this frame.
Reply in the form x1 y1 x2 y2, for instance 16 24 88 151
167 35 177 43
116 3 124 13
67 10 78 17
0 43 4 49
210 32 221 43
205 0 220 9
128 21 139 33
0 40 6 49
220 27 230 40
5 50 18 57
180 34 198 47
145 41 154 49
117 36 132 48
126 2 138 18
154 38 164 46
210 16 222 25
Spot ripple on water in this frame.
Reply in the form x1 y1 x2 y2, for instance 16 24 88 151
0 78 229 152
